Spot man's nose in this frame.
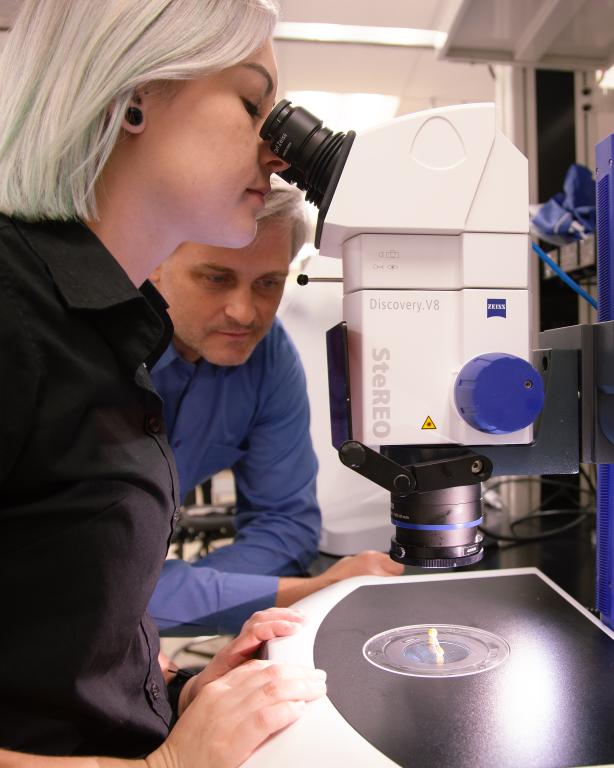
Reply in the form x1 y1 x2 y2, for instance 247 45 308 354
258 138 290 174
224 288 257 326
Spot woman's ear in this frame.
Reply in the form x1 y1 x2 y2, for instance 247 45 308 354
149 264 162 285
121 93 146 134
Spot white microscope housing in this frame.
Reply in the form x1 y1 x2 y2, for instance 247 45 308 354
318 102 534 448
262 100 542 566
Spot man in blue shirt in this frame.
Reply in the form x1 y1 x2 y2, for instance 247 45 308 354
149 180 403 635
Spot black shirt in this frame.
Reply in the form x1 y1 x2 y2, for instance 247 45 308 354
0 214 179 756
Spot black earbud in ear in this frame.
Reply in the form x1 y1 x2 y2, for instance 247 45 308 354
125 106 143 126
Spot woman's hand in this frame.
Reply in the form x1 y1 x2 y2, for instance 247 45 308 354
179 607 306 714
149 660 326 768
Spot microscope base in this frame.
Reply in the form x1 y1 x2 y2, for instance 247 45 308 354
243 568 614 768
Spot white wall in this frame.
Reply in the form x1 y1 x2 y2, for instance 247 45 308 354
594 90 614 149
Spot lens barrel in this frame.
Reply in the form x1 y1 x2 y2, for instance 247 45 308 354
390 485 484 568
260 99 354 210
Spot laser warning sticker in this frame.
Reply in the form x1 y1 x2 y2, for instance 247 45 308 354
421 416 437 430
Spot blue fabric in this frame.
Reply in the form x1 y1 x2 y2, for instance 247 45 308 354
531 163 596 243
148 318 320 635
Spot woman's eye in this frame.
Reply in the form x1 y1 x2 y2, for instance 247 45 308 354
242 98 262 119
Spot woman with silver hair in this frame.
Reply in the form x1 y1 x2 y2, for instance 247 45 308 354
0 1 325 766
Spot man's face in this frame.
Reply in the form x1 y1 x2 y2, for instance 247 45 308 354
152 219 292 366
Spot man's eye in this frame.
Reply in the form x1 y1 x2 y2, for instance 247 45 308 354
204 274 230 285
242 98 262 118
256 278 283 290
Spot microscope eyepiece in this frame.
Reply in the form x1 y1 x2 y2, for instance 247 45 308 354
260 99 354 211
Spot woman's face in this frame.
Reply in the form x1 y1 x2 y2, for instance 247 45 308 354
131 41 287 248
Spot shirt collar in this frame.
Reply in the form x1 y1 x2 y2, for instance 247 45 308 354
12 216 142 310
154 341 183 373
153 340 199 376
9 215 173 371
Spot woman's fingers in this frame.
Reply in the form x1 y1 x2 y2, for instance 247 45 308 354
227 617 302 656
231 608 306 652
208 660 325 702
199 607 307 686
210 664 327 766
156 661 327 768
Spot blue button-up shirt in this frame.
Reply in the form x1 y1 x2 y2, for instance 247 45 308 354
148 319 320 635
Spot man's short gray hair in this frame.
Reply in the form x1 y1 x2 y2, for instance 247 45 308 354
0 0 278 221
256 177 310 260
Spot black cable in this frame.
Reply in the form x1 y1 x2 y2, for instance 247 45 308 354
481 475 596 544
485 477 594 497
485 477 594 515
479 508 594 544
510 507 594 534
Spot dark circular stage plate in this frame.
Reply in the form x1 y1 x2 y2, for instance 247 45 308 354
314 574 614 768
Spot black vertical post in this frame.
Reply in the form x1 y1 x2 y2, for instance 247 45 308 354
535 69 580 519
536 69 577 332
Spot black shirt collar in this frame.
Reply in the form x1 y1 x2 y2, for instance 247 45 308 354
4 214 173 371
11 216 144 310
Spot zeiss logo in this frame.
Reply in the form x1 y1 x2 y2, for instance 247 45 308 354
487 298 507 318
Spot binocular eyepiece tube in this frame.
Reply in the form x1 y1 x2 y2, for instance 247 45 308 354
260 99 354 211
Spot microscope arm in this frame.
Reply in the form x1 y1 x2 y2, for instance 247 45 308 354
337 440 492 494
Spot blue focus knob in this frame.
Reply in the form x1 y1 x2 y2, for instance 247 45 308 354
454 353 545 435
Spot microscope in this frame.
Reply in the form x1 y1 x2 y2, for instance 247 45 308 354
261 98 614 625
245 100 614 768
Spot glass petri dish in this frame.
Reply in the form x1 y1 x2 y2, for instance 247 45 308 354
363 624 510 678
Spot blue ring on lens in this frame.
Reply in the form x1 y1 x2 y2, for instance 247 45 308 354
392 517 483 531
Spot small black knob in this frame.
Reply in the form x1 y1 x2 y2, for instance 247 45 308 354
297 274 309 286
393 474 412 492
339 441 366 468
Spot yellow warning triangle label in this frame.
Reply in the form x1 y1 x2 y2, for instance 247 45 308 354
421 416 437 430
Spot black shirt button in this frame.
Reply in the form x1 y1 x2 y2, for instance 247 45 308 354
145 415 161 434
173 509 180 523
150 682 160 700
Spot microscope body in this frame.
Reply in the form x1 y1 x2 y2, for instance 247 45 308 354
261 97 614 620
319 103 537 449
309 103 547 568
342 233 532 446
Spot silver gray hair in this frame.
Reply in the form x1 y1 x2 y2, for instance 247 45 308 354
0 0 278 221
256 177 310 259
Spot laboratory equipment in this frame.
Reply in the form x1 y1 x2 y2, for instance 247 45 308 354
250 99 614 768
242 570 614 768
262 101 542 569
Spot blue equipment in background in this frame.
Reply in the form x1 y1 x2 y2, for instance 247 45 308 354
596 135 614 629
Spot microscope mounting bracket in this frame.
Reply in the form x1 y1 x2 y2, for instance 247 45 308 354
338 440 493 497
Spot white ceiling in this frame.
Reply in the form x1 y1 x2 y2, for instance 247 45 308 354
275 0 614 123
2 0 614 123
275 0 494 117
0 0 496 120
443 0 614 70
